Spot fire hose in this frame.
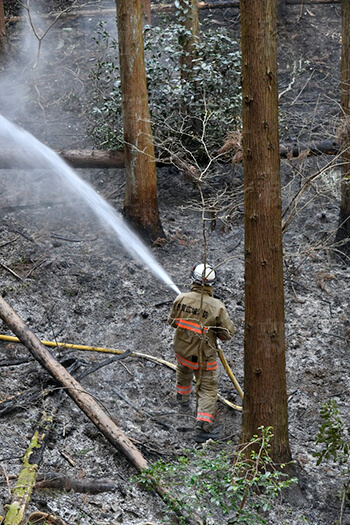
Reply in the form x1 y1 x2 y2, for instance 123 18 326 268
0 334 243 410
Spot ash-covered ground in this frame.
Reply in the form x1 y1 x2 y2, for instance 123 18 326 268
0 1 349 524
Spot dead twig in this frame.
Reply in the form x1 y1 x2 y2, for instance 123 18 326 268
25 511 67 525
0 237 19 249
59 450 76 467
77 349 132 380
0 261 23 281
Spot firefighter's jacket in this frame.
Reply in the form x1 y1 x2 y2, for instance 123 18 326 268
168 284 235 368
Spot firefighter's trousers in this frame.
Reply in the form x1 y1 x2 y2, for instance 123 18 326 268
176 360 218 426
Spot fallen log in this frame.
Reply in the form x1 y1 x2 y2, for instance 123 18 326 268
0 298 204 524
35 472 115 494
0 149 125 170
279 140 341 158
0 294 148 472
0 141 341 170
3 410 54 525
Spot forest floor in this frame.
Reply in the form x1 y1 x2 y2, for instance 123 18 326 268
0 1 349 524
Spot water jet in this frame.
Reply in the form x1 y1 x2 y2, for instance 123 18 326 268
0 115 181 295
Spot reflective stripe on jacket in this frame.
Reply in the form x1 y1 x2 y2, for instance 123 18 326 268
168 284 235 364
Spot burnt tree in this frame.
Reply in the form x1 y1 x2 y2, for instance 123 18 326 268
335 0 350 257
116 0 164 242
240 0 292 463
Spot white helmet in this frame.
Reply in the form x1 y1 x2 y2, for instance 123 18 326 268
191 263 216 286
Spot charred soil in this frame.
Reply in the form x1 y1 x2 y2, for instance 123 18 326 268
0 1 349 525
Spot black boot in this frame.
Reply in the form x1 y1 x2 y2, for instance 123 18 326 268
194 421 222 443
177 393 190 411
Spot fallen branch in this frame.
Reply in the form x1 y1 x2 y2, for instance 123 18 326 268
0 298 204 525
77 349 132 381
0 295 147 471
25 511 66 525
0 262 23 282
0 140 342 170
0 386 45 417
3 410 54 525
35 472 115 494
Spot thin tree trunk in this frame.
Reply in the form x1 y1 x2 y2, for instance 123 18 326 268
116 0 164 242
335 0 350 256
240 0 292 463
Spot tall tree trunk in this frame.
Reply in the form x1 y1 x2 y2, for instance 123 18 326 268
116 0 164 242
240 0 292 463
178 0 200 82
335 0 350 257
141 0 151 25
0 0 7 53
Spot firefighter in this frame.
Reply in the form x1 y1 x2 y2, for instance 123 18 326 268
168 263 235 442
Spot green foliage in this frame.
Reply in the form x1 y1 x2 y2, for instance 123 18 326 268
89 21 241 152
314 400 350 524
314 400 349 466
137 427 297 524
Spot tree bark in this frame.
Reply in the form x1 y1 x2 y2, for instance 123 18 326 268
0 0 7 53
0 294 149 472
141 0 151 25
240 0 292 463
178 0 200 81
335 0 350 256
116 0 164 242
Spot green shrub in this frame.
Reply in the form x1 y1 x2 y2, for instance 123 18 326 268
314 400 349 525
137 426 297 524
89 20 241 153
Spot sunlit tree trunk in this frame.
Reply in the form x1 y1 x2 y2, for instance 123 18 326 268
116 0 164 242
240 0 292 463
335 0 350 256
0 0 7 53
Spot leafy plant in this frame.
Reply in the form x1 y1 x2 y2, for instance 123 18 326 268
89 20 241 153
137 426 297 524
314 400 349 465
314 400 350 525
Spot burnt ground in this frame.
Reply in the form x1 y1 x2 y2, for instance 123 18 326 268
0 1 349 524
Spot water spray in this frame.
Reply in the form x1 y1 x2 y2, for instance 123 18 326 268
0 115 181 295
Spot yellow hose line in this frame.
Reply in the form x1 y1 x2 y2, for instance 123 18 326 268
0 334 124 354
0 334 243 411
217 347 244 400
